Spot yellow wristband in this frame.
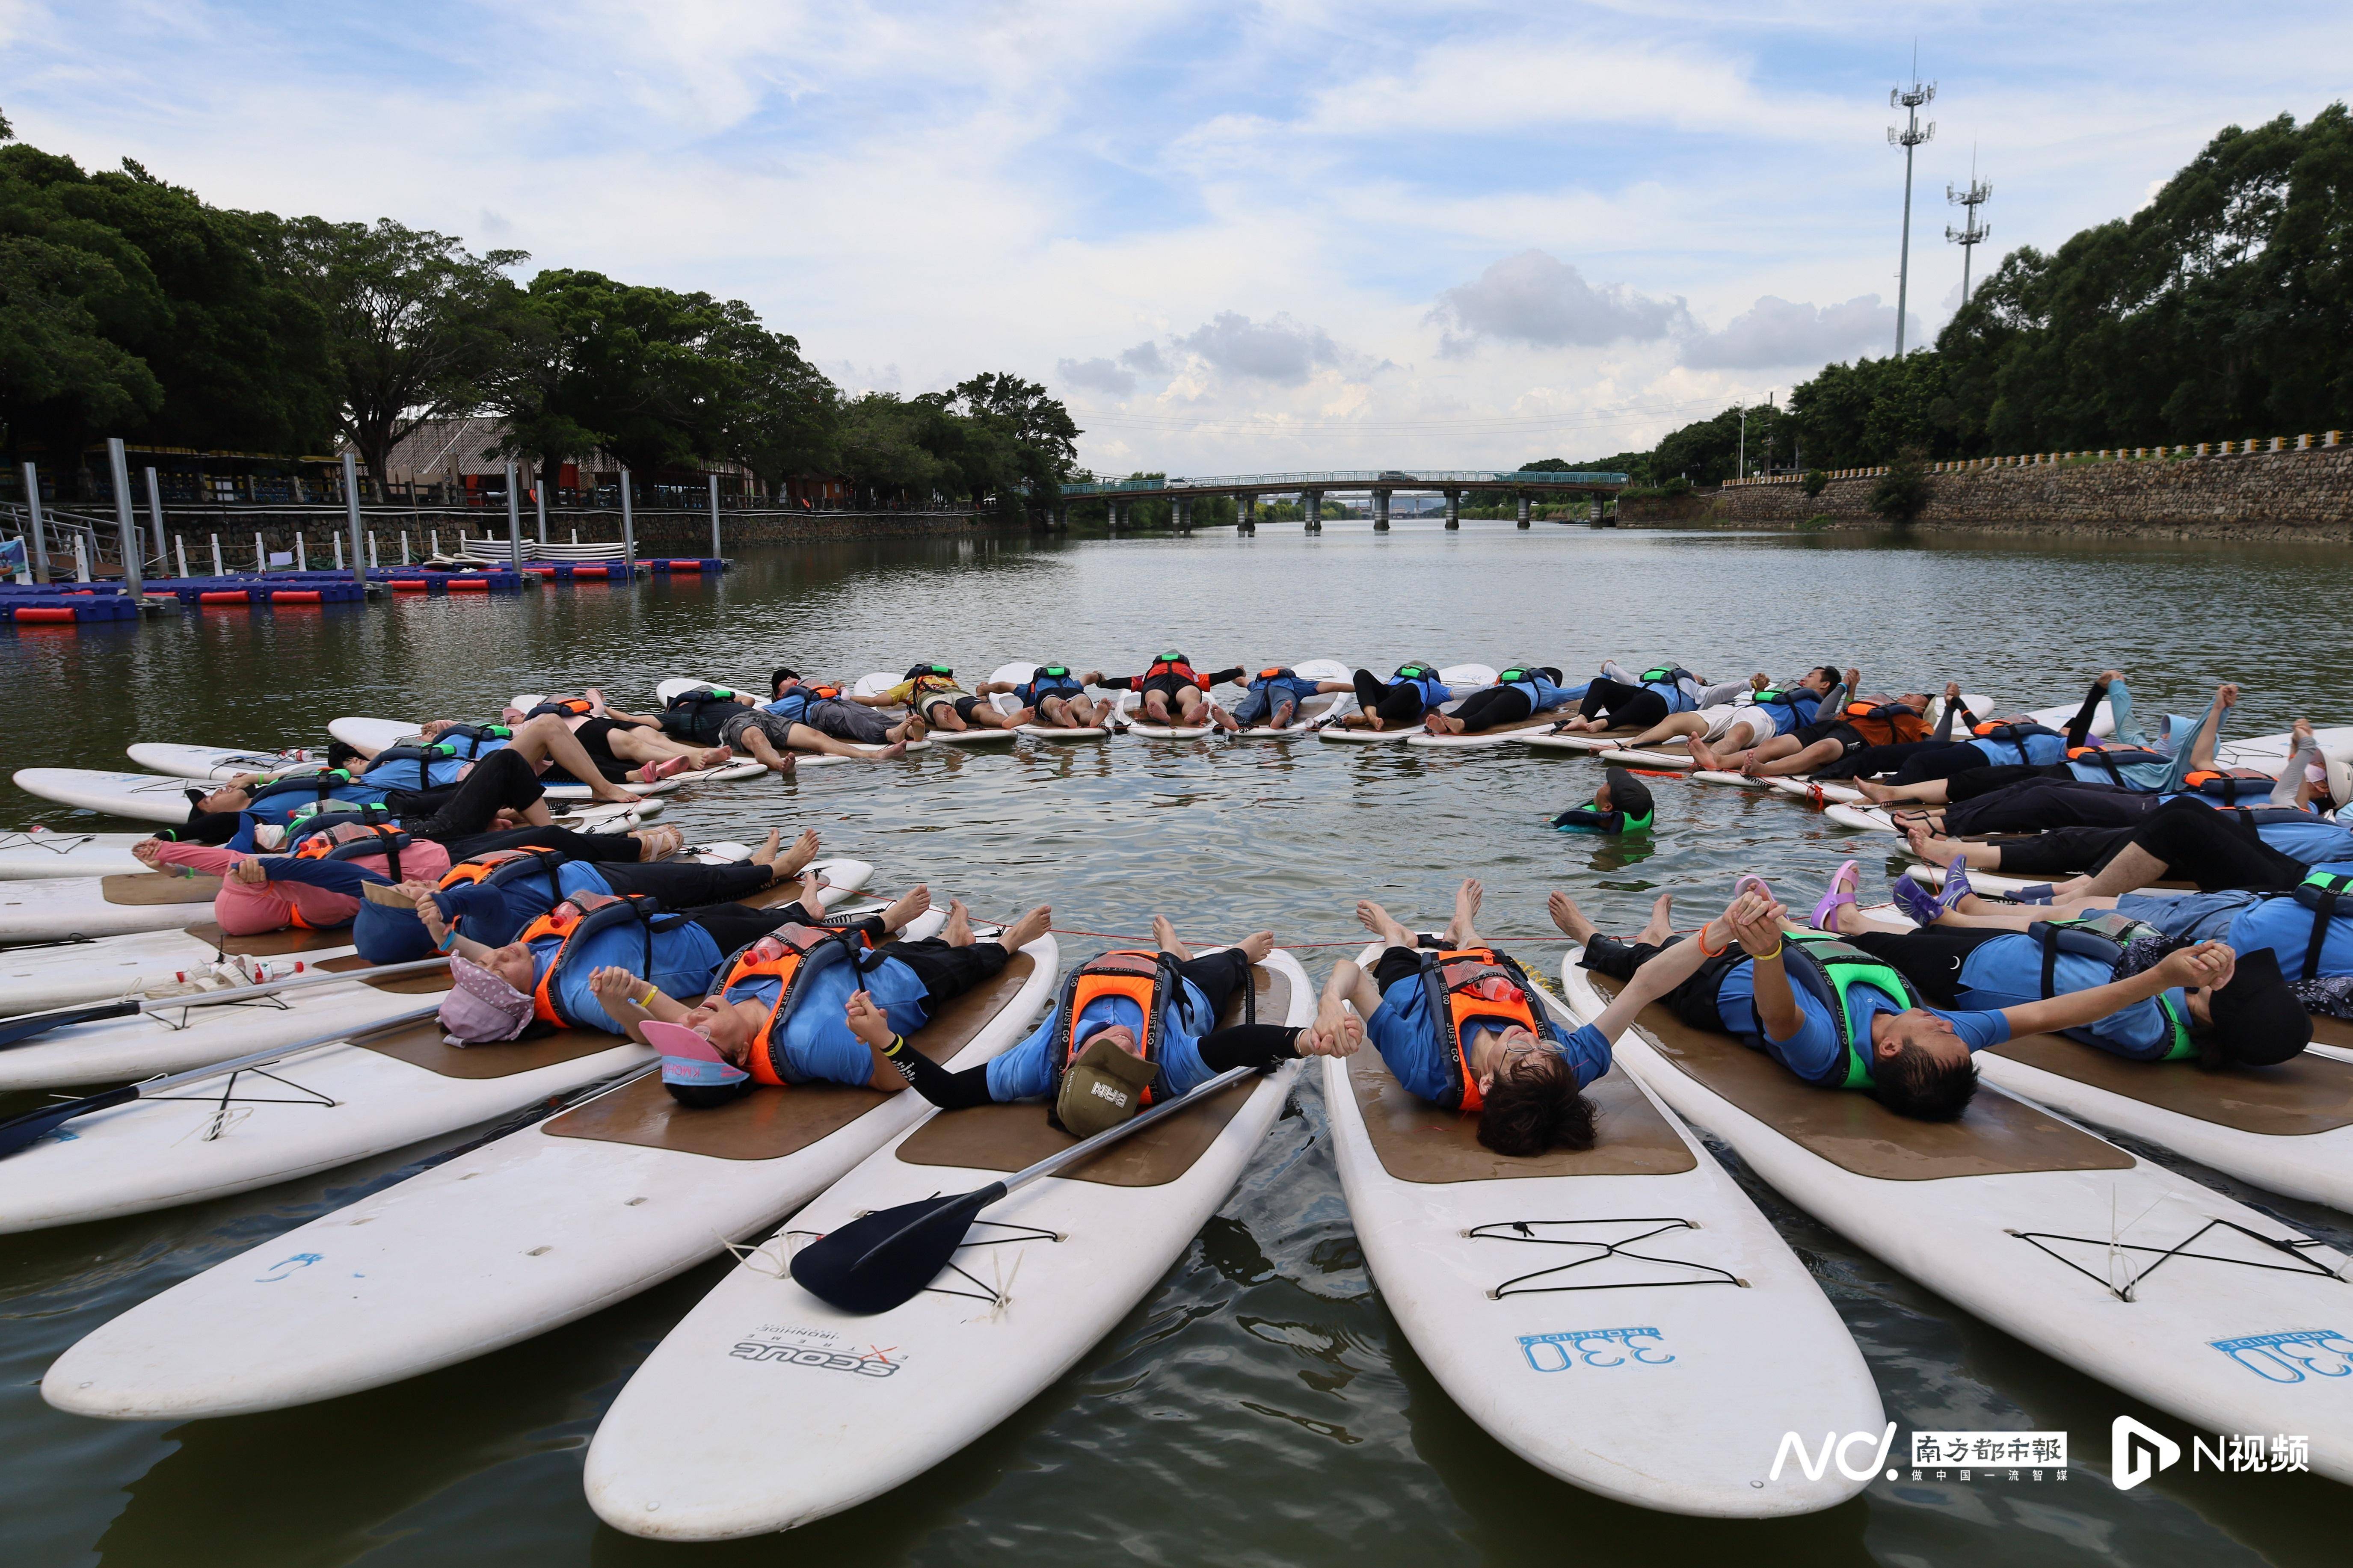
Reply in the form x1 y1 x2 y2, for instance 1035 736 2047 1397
635 986 658 1008
1758 940 1784 960
881 1034 907 1056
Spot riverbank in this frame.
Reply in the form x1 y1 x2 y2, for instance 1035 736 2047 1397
1620 443 2353 538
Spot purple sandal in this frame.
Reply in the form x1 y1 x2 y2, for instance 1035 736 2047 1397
1810 859 1861 932
1890 872 1941 926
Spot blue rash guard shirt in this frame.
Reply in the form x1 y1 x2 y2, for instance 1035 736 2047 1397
1968 729 2069 767
984 976 1218 1102
1950 932 2181 1059
527 919 725 1035
721 954 933 1086
1363 972 1611 1102
1713 956 2010 1084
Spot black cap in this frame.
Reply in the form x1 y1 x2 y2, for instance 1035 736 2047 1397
1603 767 1655 826
2206 947 2310 1065
770 667 799 693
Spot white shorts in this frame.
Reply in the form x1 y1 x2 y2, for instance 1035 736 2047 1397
1701 705 1776 748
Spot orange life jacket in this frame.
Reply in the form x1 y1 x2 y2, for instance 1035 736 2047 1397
1052 950 1183 1105
517 894 672 1028
1420 947 1548 1114
437 846 557 890
1142 655 1206 690
1840 698 1927 747
717 923 873 1086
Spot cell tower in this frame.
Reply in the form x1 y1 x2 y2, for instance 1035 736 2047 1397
1888 63 1935 356
1947 151 1991 305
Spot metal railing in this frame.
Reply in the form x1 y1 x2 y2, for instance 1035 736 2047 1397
1052 468 1631 499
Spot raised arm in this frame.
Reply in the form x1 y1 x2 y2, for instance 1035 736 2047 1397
587 965 698 1044
2066 672 2117 748
1999 942 2231 1039
1586 899 1748 1041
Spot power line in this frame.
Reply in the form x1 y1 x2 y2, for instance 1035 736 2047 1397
1888 53 1936 357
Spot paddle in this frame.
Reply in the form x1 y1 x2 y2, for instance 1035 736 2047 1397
790 1062 1260 1314
0 1000 446 1160
0 956 451 1050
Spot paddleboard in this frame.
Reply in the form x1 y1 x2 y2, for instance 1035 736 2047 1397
0 926 355 1018
0 829 153 880
660 676 931 766
1823 803 1899 834
1597 743 1697 769
126 744 326 782
0 865 874 1233
1690 769 1772 790
321 720 683 801
1234 657 1351 737
13 769 211 826
1114 689 1218 740
583 949 1311 1541
1521 726 1646 755
1559 950 2353 1486
0 871 245 944
1318 663 1495 744
1767 777 1865 805
1405 703 1581 749
41 908 1062 1420
326 716 421 752
1315 940 1879 1516
986 662 1111 740
853 673 1017 745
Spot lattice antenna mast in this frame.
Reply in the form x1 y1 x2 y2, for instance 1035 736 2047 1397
1947 147 1991 305
1888 63 1936 355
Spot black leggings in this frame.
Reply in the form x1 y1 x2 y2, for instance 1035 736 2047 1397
1353 672 1431 725
599 859 773 905
1449 686 1535 731
1942 762 2067 802
1840 928 2009 1008
2111 796 2308 891
394 749 546 840
1986 825 2138 878
1889 741 1995 784
1576 932 1744 1033
1944 778 2163 835
1578 679 1668 730
877 934 1012 1010
439 822 646 864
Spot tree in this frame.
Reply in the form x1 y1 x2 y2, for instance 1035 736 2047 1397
920 373 1081 512
1869 446 1931 524
715 316 839 500
257 218 523 498
836 392 945 508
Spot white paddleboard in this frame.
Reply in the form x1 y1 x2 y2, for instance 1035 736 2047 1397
0 926 355 1017
986 662 1111 740
327 716 421 752
1114 689 1218 740
13 769 209 826
583 949 1311 1541
1234 657 1351 737
0 828 154 881
2024 698 2115 737
1317 663 1493 743
1690 770 1772 790
1768 777 1864 805
852 674 1015 745
1559 950 2353 1486
1317 940 1879 1516
1597 746 1696 770
127 744 326 782
1405 704 1580 749
1823 803 1898 834
0 871 242 944
0 865 874 1233
44 913 1062 1420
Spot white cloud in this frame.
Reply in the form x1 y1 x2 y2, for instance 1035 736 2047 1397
1174 311 1349 385
1430 251 1690 356
1681 295 1904 369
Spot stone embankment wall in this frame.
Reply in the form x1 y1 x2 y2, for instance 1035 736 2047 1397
1621 446 2353 538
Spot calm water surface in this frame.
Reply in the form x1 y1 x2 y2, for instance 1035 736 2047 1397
5 521 2351 1568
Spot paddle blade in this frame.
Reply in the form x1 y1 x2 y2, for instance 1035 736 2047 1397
0 1086 138 1160
0 999 139 1050
789 1183 1008 1315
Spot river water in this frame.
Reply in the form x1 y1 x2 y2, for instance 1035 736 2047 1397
4 519 2350 1567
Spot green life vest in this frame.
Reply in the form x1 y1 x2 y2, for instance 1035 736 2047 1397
2028 911 2193 1060
1778 931 1922 1088
2287 870 2353 981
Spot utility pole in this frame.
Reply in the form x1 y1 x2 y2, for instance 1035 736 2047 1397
1888 61 1936 356
1947 149 1991 305
1737 407 1747 480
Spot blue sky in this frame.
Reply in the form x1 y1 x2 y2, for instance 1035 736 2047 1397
6 2 2348 473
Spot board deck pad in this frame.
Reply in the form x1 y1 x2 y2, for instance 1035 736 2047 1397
1421 707 1578 741
895 964 1287 1187
191 921 361 959
1987 1032 2353 1136
2314 1015 2353 1051
542 953 1038 1158
1587 971 2134 1179
101 873 220 906
1346 1051 1696 1182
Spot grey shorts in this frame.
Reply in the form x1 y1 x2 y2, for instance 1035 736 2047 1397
719 710 795 751
805 698 891 745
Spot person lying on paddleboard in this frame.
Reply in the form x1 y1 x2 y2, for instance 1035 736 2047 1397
1611 667 1840 756
360 698 731 787
1550 660 1718 735
1686 677 1951 780
1811 862 2310 1068
422 877 952 1048
762 669 926 748
851 664 1027 734
1337 661 1454 731
1309 877 1736 1155
1850 679 2244 825
1420 663 1586 736
874 916 1296 1136
659 683 913 773
592 896 1055 1104
344 712 656 802
1880 852 2353 1024
1095 652 1246 731
1555 876 2242 1121
1900 730 2353 893
972 664 1115 730
1550 767 1656 835
1795 678 2091 789
1228 666 1350 731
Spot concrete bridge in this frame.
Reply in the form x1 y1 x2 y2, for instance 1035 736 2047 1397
1046 468 1631 530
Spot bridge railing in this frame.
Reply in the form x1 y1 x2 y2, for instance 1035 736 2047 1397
1050 468 1630 500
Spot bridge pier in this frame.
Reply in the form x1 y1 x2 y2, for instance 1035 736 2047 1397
1303 491 1322 533
1372 488 1390 531
1110 500 1127 531
1176 497 1192 531
1236 497 1254 534
1516 495 1530 529
1443 488 1460 530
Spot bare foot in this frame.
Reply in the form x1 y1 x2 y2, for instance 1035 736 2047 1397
1547 891 1595 943
863 740 909 763
942 898 974 946
1151 913 1195 960
694 747 731 769
1446 878 1484 946
1354 899 1414 949
765 827 818 878
1636 892 1675 945
1857 777 1898 802
769 751 797 777
792 875 832 920
1686 737 1722 771
1423 713 1464 735
748 827 782 871
1212 705 1239 733
999 903 1051 950
1906 826 1962 868
881 884 932 930
1234 930 1275 963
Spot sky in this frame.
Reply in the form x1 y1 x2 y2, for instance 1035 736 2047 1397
4 2 2348 477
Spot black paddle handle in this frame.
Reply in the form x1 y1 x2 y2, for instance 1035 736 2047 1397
0 1084 139 1159
0 997 140 1051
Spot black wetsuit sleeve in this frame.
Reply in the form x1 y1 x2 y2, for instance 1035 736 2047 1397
1935 699 1970 742
881 1040 998 1107
1097 675 1140 691
1195 1024 1303 1072
1203 666 1246 687
2066 680 2109 748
